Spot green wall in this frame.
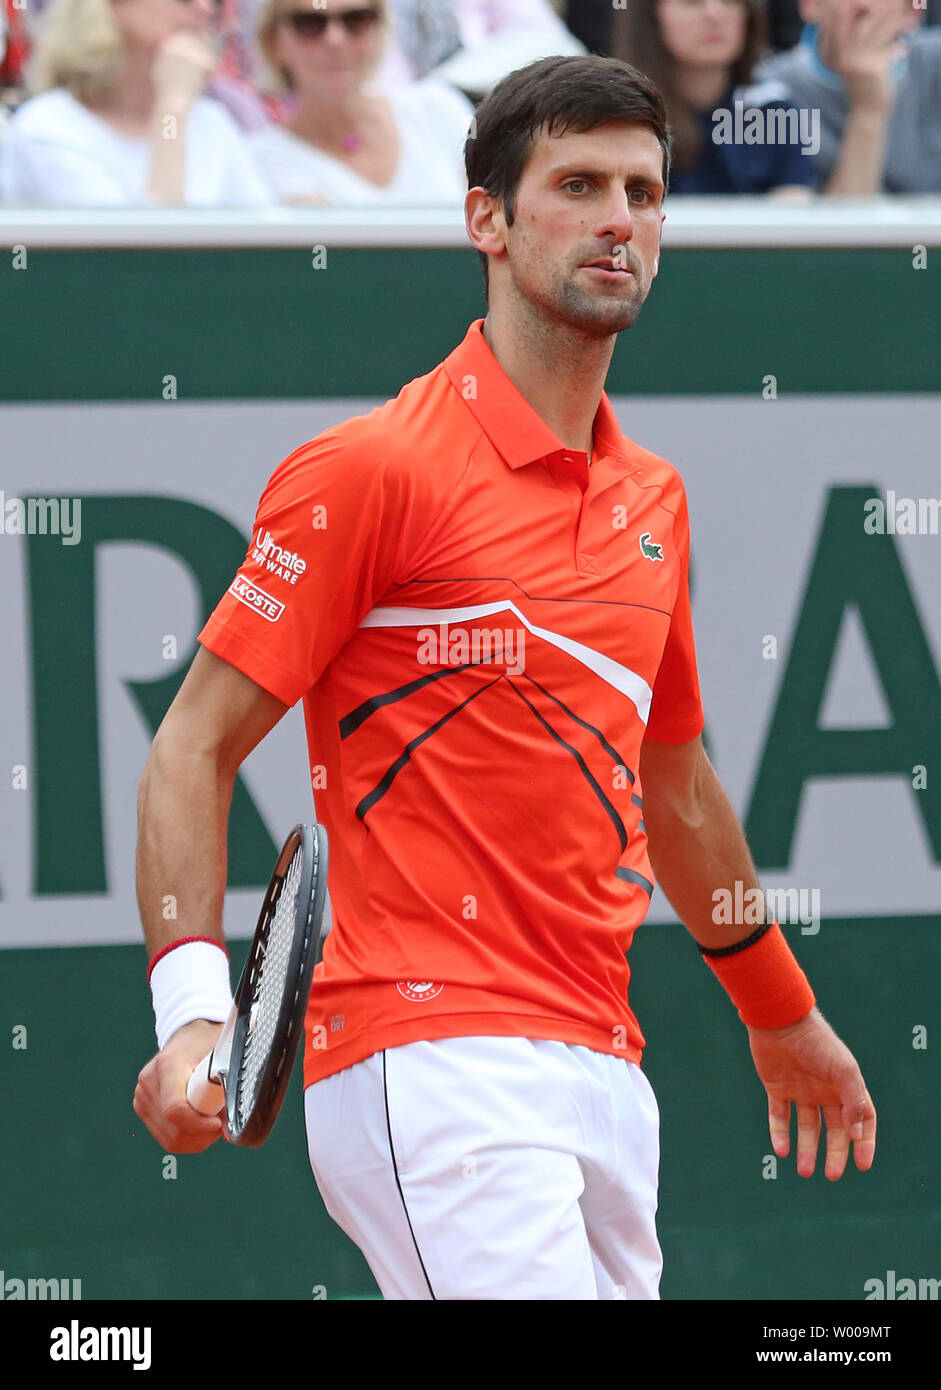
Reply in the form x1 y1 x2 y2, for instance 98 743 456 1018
2 247 938 402
1 921 936 1300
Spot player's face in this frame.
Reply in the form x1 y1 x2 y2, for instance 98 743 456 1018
495 122 665 336
655 0 749 70
113 0 219 50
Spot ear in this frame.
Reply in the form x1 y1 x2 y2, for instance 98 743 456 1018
465 185 506 259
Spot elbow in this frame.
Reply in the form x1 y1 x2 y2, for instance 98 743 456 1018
640 736 712 834
643 785 707 838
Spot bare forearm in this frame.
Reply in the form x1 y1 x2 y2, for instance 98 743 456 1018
644 754 765 950
825 104 890 197
145 99 189 205
136 732 233 959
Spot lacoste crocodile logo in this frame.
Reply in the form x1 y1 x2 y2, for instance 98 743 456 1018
639 532 664 561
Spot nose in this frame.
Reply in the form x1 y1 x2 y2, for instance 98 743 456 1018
597 191 636 252
322 17 350 46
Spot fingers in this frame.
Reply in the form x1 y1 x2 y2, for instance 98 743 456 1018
769 1098 828 1178
768 1095 790 1158
843 1089 877 1172
795 1104 821 1178
770 1092 877 1181
133 1047 226 1154
821 1104 851 1181
821 1090 876 1181
133 1080 224 1153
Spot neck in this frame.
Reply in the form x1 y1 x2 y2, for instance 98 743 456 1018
86 50 156 118
481 299 613 457
290 87 373 144
675 63 731 111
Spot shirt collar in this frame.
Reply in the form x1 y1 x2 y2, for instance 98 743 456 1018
443 318 638 475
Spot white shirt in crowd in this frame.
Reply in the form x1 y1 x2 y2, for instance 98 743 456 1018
0 87 272 206
249 77 474 206
375 0 577 86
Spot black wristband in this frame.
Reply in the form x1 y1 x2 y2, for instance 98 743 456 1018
697 918 775 958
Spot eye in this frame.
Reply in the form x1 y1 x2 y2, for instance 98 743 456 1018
564 179 590 194
629 188 654 204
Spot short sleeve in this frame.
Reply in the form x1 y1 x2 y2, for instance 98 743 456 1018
198 432 434 706
644 480 706 743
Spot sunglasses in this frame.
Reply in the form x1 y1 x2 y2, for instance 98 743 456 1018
281 7 381 39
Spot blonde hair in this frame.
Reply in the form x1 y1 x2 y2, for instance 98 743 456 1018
256 0 389 95
27 0 127 103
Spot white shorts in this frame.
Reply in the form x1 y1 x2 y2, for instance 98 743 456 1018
304 1035 662 1300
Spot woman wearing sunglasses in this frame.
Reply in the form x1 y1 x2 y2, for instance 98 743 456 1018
251 0 475 205
0 0 271 205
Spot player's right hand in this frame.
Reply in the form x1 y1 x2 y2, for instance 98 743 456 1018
133 1018 226 1154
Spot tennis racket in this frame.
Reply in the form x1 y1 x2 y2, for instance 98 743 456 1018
185 821 329 1147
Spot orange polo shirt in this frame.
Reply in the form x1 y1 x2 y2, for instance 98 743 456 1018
198 318 705 1086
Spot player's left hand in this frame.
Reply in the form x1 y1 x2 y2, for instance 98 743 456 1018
746 1006 876 1180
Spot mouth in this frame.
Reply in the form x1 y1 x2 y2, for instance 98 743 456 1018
583 261 633 281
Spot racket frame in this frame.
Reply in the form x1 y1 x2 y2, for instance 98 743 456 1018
224 821 328 1147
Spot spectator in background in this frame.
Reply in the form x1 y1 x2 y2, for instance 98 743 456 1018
1 0 31 110
565 0 808 57
250 0 475 204
756 0 941 193
25 0 279 128
376 0 579 87
611 0 816 196
0 0 271 206
207 0 282 128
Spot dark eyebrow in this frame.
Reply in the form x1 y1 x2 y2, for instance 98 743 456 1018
550 164 664 197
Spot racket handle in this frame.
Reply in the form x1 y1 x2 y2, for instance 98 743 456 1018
186 1049 225 1115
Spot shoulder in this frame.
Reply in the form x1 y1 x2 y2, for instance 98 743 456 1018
621 438 691 516
754 44 806 85
272 365 473 533
388 77 475 128
269 364 461 491
5 88 83 138
908 26 941 70
732 76 799 108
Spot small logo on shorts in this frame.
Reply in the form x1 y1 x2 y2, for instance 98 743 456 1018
396 981 444 1002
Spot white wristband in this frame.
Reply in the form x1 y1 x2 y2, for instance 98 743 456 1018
150 940 234 1051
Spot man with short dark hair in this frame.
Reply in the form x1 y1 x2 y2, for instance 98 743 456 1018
133 53 876 1301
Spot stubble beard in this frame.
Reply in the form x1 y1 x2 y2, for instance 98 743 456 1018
554 269 651 334
520 248 654 336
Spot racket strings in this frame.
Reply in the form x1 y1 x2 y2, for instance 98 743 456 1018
237 845 304 1129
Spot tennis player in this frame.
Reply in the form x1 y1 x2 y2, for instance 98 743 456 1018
133 53 877 1300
